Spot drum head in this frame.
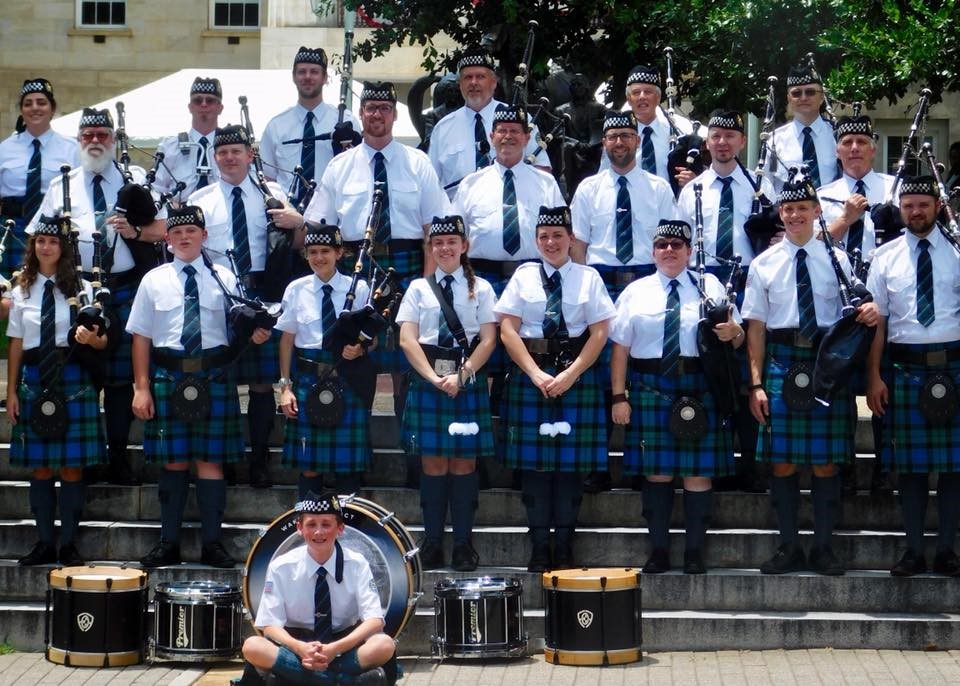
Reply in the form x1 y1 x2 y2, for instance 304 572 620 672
48 565 147 591
244 498 421 639
156 580 240 601
434 576 522 598
541 567 640 591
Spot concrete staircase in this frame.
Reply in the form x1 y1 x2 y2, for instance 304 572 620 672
2 408 960 655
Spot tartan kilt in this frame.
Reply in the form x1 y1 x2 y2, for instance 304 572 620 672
1 214 28 276
623 368 735 477
593 263 657 302
282 349 371 473
502 360 608 472
103 280 136 387
402 371 495 459
145 348 243 464
233 284 280 384
758 342 854 465
473 266 514 376
10 361 105 468
881 341 960 473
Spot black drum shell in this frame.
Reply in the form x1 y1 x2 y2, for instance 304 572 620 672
152 581 243 661
432 577 526 658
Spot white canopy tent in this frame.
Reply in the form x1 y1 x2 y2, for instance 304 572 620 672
51 68 421 151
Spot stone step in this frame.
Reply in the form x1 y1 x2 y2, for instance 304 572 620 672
0 481 936 530
5 602 960 653
4 561 960 616
0 520 927 572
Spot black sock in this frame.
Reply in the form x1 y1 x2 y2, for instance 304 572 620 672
58 479 87 545
420 474 449 544
195 478 227 545
522 470 552 548
899 472 929 555
449 471 478 545
770 473 800 548
29 477 56 545
158 469 190 543
683 489 714 552
936 472 960 553
643 480 674 551
811 473 841 549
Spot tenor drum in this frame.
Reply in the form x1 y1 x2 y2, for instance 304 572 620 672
543 567 642 666
46 566 148 667
244 497 421 638
151 581 244 661
431 577 526 658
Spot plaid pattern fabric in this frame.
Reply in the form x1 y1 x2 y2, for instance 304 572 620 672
882 341 960 473
145 348 243 464
473 264 535 376
10 362 105 468
103 280 136 386
623 368 735 477
234 284 281 384
282 349 371 473
502 360 608 472
402 371 495 459
757 342 855 465
592 264 657 302
1 215 28 277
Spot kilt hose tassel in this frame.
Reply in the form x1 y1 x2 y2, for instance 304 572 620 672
771 473 800 547
683 489 713 553
58 479 86 545
29 477 56 545
899 472 929 554
642 480 673 552
158 469 190 543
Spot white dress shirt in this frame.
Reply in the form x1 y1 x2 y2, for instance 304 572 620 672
8 275 94 349
153 128 220 201
599 108 695 184
770 117 838 186
274 271 370 349
396 266 497 344
0 128 79 197
817 170 895 256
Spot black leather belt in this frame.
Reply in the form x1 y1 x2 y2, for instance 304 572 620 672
344 239 422 256
889 344 960 368
153 348 234 373
420 344 462 363
471 259 531 278
82 269 140 291
297 355 338 376
22 347 70 365
631 356 703 375
766 328 823 349
0 196 25 218
523 333 589 355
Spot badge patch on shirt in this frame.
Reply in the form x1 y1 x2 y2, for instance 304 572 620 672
263 581 273 595
369 579 379 594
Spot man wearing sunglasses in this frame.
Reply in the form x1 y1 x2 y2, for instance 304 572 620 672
153 77 224 203
770 64 839 189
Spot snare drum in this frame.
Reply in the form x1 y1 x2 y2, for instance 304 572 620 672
543 567 642 666
244 497 422 638
432 577 526 658
151 581 244 661
46 566 147 667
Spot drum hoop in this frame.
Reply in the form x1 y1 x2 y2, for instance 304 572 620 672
345 501 415 597
543 647 641 666
540 568 640 592
155 581 241 601
46 647 142 668
48 565 146 592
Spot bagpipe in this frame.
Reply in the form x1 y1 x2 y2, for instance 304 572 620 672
743 76 784 255
662 47 705 198
0 219 15 295
200 246 282 344
919 141 960 257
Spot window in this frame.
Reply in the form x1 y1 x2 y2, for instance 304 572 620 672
885 136 934 177
876 118 947 176
77 0 126 27
212 0 261 29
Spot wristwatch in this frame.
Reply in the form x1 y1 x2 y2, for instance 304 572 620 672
277 377 292 389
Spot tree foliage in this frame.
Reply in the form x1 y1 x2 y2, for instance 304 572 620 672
329 0 959 118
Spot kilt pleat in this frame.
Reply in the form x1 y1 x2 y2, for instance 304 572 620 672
882 341 960 473
623 368 735 477
234 284 281 384
757 342 854 465
10 361 105 468
145 348 243 464
282 349 371 473
402 371 495 459
502 361 608 472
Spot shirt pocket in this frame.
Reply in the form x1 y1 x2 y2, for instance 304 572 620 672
391 178 420 215
297 299 323 327
518 285 548 328
439 143 467 182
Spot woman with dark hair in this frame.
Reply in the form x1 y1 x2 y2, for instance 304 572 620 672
0 79 79 274
396 215 497 571
7 215 106 566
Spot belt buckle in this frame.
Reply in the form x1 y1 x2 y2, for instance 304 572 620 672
617 270 635 286
433 359 457 376
926 350 948 367
182 358 203 374
527 339 549 354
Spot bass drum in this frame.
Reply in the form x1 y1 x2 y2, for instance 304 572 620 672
243 497 421 639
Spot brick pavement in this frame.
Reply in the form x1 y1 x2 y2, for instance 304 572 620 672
6 651 960 686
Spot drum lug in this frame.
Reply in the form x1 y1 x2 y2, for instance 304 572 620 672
404 548 420 561
377 510 397 526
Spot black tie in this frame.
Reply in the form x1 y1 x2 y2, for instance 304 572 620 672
321 283 336 337
25 139 42 220
716 177 734 261
181 265 202 355
93 174 114 273
847 179 866 253
661 279 681 377
615 176 633 264
437 274 455 348
474 113 490 169
196 136 210 190
802 126 821 188
796 248 818 341
39 280 58 388
373 151 390 244
640 126 656 174
231 186 252 275
314 567 333 643
502 169 520 255
542 271 565 338
302 112 316 182
917 238 935 327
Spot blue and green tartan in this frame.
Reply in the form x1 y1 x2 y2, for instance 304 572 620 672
593 263 656 301
623 367 735 477
473 264 534 376
233 284 280 384
10 361 105 468
402 370 495 459
881 341 960 474
145 348 244 464
282 348 371 473
502 360 608 472
757 341 854 465
1 214 29 276
103 279 136 387
362 248 422 374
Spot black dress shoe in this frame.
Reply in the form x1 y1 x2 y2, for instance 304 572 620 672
642 548 670 574
583 471 612 494
683 549 706 574
891 550 927 577
18 541 57 566
760 544 806 574
231 662 266 686
202 541 237 568
58 543 85 567
809 545 845 576
451 542 479 572
933 550 960 577
249 455 274 489
418 540 445 570
354 667 388 686
140 539 182 568
527 543 552 573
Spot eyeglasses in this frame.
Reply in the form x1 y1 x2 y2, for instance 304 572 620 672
603 132 638 143
362 104 394 115
654 240 686 251
190 96 220 106
79 131 112 143
788 87 822 99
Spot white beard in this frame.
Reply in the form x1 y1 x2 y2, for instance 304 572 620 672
80 146 115 175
